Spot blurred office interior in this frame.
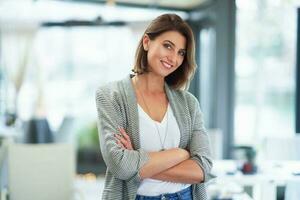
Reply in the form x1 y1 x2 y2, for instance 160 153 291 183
0 0 300 199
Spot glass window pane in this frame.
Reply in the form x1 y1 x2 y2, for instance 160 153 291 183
235 0 297 145
15 26 142 130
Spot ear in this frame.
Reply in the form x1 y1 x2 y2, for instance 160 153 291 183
142 34 150 51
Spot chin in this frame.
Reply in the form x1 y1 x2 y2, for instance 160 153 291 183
159 67 175 77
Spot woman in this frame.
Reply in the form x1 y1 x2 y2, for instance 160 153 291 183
95 13 214 200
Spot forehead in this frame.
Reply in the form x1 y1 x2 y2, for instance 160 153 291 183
155 31 186 49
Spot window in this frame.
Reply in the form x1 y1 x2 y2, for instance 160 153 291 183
235 0 298 145
20 26 139 129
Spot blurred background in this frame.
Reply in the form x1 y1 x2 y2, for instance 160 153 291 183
0 0 300 200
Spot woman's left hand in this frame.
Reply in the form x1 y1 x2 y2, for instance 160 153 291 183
115 127 133 150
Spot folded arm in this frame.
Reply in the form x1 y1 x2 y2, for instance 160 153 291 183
151 159 204 184
115 94 215 184
96 88 189 181
116 128 203 183
116 128 190 179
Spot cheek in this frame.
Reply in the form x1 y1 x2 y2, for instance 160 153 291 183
147 51 158 67
153 45 168 57
148 47 164 62
147 51 155 63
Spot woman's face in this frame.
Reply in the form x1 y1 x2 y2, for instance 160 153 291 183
143 30 186 78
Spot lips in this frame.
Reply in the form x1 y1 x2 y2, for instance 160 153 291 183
160 60 173 69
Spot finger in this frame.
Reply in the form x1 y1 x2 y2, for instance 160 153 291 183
117 138 131 150
115 134 128 146
114 134 124 144
119 129 133 150
119 128 130 140
117 132 131 149
117 136 132 150
115 133 123 140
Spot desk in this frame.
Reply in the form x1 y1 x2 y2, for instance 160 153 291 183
211 160 300 200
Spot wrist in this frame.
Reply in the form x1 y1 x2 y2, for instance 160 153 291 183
177 148 189 160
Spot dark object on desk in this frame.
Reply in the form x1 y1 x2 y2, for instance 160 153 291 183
242 162 257 174
234 146 257 174
24 118 53 143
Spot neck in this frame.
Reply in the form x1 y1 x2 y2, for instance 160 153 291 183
134 72 165 94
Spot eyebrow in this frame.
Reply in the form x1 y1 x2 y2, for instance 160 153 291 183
164 40 186 51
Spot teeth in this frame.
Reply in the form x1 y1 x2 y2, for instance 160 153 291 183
161 61 172 68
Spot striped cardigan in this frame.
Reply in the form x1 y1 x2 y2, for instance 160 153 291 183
95 74 215 200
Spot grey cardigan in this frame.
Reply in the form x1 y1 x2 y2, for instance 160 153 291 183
95 74 214 200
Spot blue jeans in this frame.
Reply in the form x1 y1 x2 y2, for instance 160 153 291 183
135 186 192 200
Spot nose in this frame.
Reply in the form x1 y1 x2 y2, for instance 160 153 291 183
167 51 177 65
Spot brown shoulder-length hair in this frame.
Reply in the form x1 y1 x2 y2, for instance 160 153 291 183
132 13 196 90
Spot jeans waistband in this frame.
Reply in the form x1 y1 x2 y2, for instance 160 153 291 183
136 186 192 200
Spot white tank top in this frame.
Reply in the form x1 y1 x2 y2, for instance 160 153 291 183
136 103 191 196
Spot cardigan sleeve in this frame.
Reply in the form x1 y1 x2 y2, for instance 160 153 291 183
95 86 149 181
187 93 216 183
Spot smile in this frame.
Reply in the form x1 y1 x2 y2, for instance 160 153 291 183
161 60 173 69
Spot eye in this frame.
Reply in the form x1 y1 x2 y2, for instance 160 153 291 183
163 43 172 49
179 50 186 57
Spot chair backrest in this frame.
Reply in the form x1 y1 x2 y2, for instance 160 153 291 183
261 136 300 160
7 143 75 200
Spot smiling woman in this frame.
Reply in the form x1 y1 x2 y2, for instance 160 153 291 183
133 14 196 90
95 13 214 200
